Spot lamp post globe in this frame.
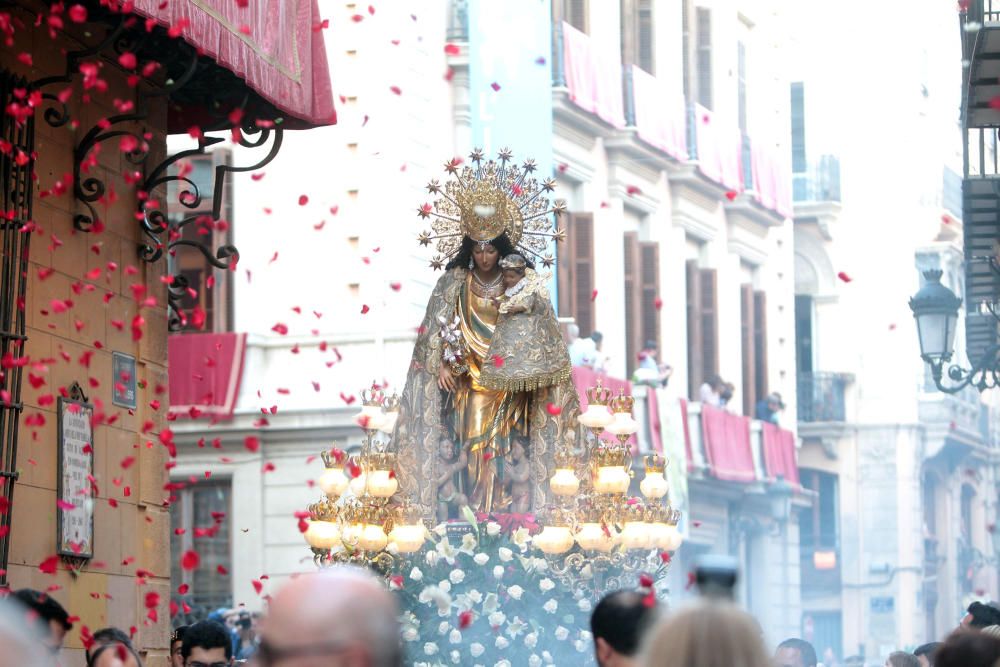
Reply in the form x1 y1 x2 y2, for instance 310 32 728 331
767 474 794 524
909 269 962 363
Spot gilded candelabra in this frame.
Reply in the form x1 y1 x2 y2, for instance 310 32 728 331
302 386 426 575
534 381 683 597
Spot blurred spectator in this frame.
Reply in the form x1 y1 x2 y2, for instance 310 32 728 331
181 620 233 667
699 375 724 407
234 610 257 660
569 326 597 367
633 341 672 387
89 641 143 667
885 652 919 667
961 601 1000 629
170 626 188 667
755 392 785 424
0 596 56 667
259 565 401 666
590 589 660 667
86 627 138 667
590 331 610 373
982 624 1000 639
913 642 940 667
719 382 735 409
843 656 864 667
775 637 818 667
11 588 72 654
640 600 771 667
934 631 1000 667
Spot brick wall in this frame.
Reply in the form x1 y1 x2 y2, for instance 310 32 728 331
3 7 171 666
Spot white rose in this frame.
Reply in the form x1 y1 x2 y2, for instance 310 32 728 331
449 629 462 644
438 621 450 635
439 579 452 593
575 639 588 652
488 611 506 627
533 558 549 572
474 553 490 566
543 599 558 614
493 565 504 579
403 627 419 642
529 655 542 667
524 632 538 648
495 661 511 667
425 550 439 566
468 589 483 604
486 521 501 536
498 547 514 562
470 643 485 658
410 567 423 581
555 626 569 641
450 569 465 584
542 651 554 664
511 527 530 548
577 598 592 612
495 637 510 650
461 532 478 553
507 584 524 600
539 578 555 592
424 642 439 655
450 650 462 664
580 630 593 642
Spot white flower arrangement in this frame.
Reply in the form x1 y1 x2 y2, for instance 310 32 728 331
470 643 485 657
542 599 558 614
473 553 490 565
507 584 524 600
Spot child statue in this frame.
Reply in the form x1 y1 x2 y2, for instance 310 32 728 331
503 436 532 514
436 436 468 521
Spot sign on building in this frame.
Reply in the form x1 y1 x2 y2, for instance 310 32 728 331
57 388 94 559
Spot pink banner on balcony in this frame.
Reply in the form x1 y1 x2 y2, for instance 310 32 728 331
628 65 686 160
700 405 755 483
751 138 794 219
761 422 800 486
693 104 742 192
560 22 625 128
131 0 335 129
169 333 247 420
572 365 635 448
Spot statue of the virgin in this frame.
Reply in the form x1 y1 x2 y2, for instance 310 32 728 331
392 150 581 520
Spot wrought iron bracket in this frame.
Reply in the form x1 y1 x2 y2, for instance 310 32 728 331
925 345 1000 394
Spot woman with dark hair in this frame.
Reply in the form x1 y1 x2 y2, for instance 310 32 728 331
394 151 578 517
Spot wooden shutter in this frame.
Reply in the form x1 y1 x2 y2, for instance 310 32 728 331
640 241 660 355
700 268 719 382
624 233 641 376
754 290 769 400
741 284 756 416
565 0 588 33
681 0 692 100
737 41 747 133
638 0 655 74
558 212 595 336
686 260 703 399
696 7 713 109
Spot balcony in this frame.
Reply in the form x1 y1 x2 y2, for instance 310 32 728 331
793 157 841 204
963 1 1000 128
797 372 851 423
551 21 625 134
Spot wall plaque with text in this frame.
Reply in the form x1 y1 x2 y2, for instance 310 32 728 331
111 351 137 409
57 393 94 559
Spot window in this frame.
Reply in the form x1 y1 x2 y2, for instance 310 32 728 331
695 7 713 109
557 0 589 33
737 41 747 133
686 260 718 400
681 0 691 100
621 0 655 74
791 82 806 173
799 470 838 550
624 234 661 375
558 212 596 336
795 294 814 375
741 285 768 416
167 149 235 333
170 480 233 620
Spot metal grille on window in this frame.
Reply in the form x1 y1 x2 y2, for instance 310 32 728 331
0 68 34 587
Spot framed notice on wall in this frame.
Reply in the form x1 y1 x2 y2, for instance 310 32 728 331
57 386 94 559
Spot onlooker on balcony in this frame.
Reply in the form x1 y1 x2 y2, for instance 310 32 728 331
568 324 597 367
590 331 610 373
755 392 785 424
699 375 724 407
633 340 672 387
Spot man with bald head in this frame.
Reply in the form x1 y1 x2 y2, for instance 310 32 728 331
258 565 401 667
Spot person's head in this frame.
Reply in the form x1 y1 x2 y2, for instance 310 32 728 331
706 375 723 391
640 600 769 667
914 642 941 667
171 626 189 667
499 253 527 288
767 393 784 411
775 638 818 667
11 588 72 653
0 597 57 667
438 437 455 461
885 651 920 667
446 234 534 273
511 437 527 462
934 630 1000 667
260 566 401 667
590 590 659 667
962 601 1000 629
181 620 232 667
89 641 143 667
591 331 604 349
86 627 136 666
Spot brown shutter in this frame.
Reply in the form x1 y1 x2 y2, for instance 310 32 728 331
695 7 713 109
741 284 755 416
557 213 576 319
686 260 703 399
700 268 719 382
639 241 660 355
638 0 655 74
620 0 637 67
574 213 595 336
565 0 589 33
623 233 641 376
754 290 769 400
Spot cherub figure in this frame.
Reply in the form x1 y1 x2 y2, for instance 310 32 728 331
436 436 468 521
503 436 532 514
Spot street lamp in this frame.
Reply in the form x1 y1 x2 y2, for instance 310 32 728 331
908 269 1000 394
767 475 794 524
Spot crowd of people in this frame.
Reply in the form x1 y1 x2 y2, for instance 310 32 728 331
6 572 1000 666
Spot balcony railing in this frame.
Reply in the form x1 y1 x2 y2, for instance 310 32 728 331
797 372 850 423
793 156 841 203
